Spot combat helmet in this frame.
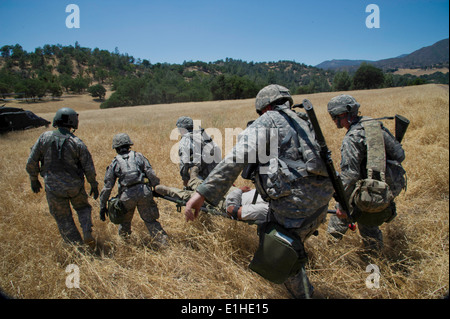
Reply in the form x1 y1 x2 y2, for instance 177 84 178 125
255 84 293 114
176 116 194 131
53 107 79 129
327 95 360 119
112 133 134 149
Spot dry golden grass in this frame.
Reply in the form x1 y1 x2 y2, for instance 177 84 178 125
393 68 449 76
0 84 448 299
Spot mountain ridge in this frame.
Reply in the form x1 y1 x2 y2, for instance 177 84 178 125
316 38 449 71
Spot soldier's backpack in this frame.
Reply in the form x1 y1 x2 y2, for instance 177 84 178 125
256 108 328 201
44 131 84 180
115 151 145 189
107 151 144 224
351 120 394 213
350 119 408 226
192 128 222 169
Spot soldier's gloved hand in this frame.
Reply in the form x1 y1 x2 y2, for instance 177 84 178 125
30 179 42 193
90 182 99 200
100 207 108 221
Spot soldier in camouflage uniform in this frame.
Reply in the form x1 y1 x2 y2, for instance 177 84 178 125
99 133 168 247
326 95 405 252
184 85 334 298
176 116 221 188
26 107 99 246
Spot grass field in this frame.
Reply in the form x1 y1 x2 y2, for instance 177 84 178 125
0 84 448 299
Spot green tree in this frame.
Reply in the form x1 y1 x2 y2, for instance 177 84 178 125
15 78 47 102
94 67 108 83
87 84 106 100
0 45 12 59
59 74 72 93
11 44 25 60
353 63 385 90
0 70 16 97
142 59 151 67
384 73 395 88
57 55 73 75
408 77 427 86
332 71 352 91
70 75 89 93
47 82 63 99
210 75 258 100
0 82 9 99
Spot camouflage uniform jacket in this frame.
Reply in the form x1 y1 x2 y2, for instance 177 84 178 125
99 151 160 209
196 106 334 228
26 130 97 195
339 116 405 209
179 129 220 181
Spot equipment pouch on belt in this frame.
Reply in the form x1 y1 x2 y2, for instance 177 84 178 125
107 196 126 224
249 222 307 284
351 177 393 213
351 120 394 214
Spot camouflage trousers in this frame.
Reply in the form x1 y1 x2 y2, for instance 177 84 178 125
118 184 162 237
327 214 383 251
161 187 194 206
45 186 92 245
162 177 236 212
278 207 328 299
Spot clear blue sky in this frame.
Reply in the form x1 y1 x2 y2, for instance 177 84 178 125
0 0 448 66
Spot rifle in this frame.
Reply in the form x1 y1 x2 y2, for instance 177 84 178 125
296 99 356 230
394 114 410 143
153 191 228 218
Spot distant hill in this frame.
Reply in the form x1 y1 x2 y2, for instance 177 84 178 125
0 43 334 106
316 38 449 71
374 38 449 69
315 59 374 71
1 41 448 109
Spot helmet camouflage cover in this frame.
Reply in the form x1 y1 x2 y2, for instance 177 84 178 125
327 94 360 118
53 107 79 129
255 84 294 113
112 133 134 149
176 116 194 130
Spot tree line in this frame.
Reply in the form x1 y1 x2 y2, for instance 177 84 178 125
0 42 134 101
0 43 447 107
331 62 448 91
